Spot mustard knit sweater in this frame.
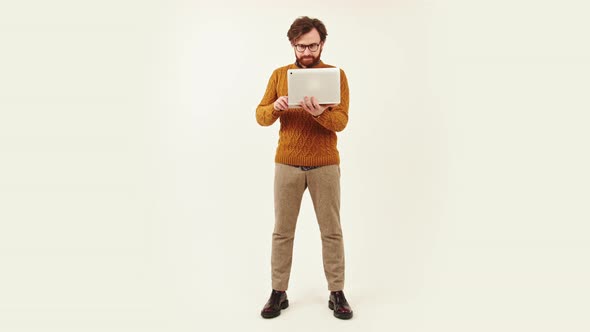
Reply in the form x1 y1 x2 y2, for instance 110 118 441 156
256 61 349 166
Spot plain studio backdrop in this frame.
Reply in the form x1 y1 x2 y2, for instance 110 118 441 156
1 0 589 331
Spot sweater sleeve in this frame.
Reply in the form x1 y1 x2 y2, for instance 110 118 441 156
313 69 349 132
256 69 281 126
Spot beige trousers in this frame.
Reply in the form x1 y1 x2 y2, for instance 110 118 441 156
271 163 345 291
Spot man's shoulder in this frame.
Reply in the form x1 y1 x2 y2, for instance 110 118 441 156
319 63 347 80
274 63 297 72
319 62 347 76
264 64 293 79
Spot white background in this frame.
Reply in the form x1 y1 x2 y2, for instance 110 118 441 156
1 0 589 331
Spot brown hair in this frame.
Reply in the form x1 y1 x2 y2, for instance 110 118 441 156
287 16 328 44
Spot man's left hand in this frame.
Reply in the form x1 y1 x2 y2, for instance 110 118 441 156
300 96 336 117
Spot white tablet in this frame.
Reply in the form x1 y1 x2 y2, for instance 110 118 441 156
287 67 340 108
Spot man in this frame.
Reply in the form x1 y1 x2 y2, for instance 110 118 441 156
255 16 353 320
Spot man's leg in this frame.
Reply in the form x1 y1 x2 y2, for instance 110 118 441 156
271 163 307 291
307 165 345 291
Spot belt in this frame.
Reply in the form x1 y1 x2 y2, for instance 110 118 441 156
290 165 322 171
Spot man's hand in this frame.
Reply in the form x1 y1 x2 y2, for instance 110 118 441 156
273 96 289 111
300 96 336 117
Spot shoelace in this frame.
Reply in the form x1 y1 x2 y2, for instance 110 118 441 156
269 291 284 305
332 292 347 306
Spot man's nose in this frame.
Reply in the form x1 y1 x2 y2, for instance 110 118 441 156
303 47 312 55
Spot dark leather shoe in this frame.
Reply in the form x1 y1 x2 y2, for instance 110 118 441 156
329 290 353 319
261 289 289 318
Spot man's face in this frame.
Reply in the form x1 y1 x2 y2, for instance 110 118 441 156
292 28 323 68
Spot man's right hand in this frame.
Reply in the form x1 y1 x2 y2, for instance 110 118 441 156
273 96 289 111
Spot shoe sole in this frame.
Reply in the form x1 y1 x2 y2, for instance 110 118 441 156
261 300 289 319
328 300 353 320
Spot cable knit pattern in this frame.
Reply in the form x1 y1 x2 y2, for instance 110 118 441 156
256 61 349 166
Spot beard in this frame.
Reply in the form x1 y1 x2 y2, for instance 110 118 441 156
296 49 322 68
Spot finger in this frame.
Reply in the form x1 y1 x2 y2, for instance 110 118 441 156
304 96 313 109
311 97 322 110
311 96 319 108
300 101 309 112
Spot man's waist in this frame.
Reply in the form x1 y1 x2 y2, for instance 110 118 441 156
288 165 322 171
275 152 340 168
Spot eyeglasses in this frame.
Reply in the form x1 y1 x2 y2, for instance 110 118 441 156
294 43 321 52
